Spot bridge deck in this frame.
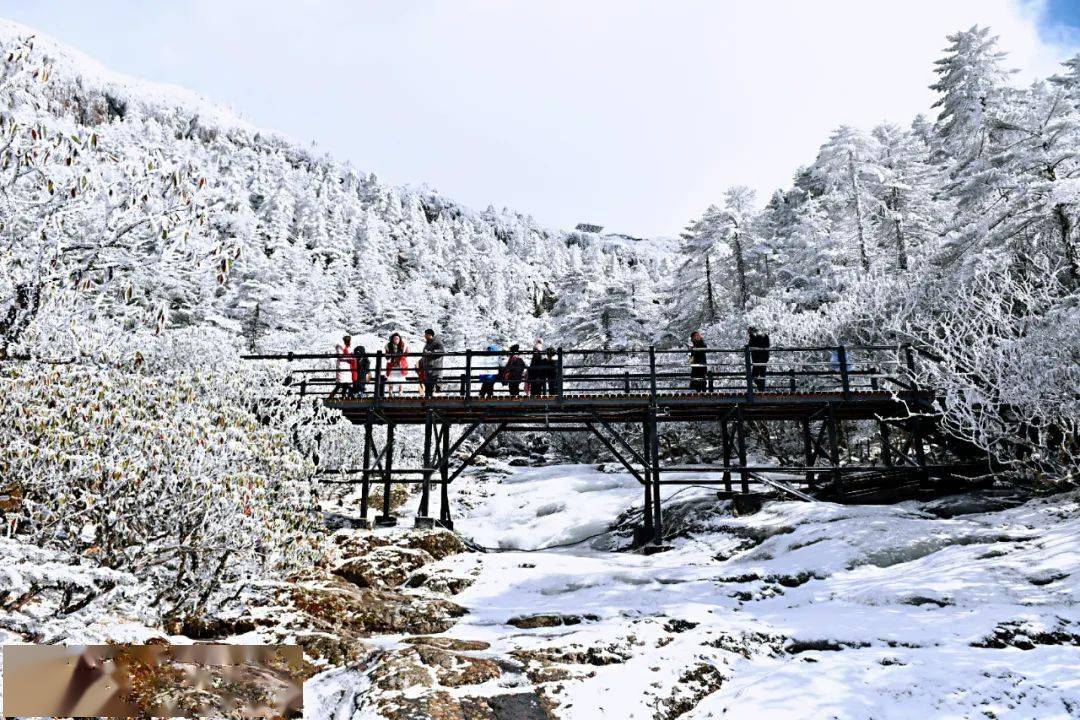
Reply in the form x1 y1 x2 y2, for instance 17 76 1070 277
327 389 931 424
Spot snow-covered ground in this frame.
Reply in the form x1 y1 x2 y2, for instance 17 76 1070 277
381 463 1080 719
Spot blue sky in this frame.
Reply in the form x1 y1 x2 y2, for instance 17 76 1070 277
1044 0 1080 34
1 1 1077 236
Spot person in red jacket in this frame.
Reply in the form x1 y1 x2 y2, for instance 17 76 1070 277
384 332 408 397
333 334 356 398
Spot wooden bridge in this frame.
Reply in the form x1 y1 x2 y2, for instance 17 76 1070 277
245 344 986 546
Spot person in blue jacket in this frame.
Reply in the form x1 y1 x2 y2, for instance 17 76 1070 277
478 344 502 398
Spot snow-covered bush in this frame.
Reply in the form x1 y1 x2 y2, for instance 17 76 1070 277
0 357 322 616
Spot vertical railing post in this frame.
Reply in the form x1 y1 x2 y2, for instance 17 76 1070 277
624 370 631 395
648 346 658 403
837 345 851 400
743 346 755 402
464 349 472 404
373 350 384 409
556 348 565 406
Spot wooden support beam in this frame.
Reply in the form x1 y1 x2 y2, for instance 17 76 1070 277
826 403 844 501
721 419 732 493
375 423 397 526
361 418 373 521
735 405 749 494
446 423 507 484
642 419 654 537
439 421 453 527
586 423 648 485
649 409 663 543
418 410 434 519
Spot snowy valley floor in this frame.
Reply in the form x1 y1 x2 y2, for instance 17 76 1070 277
312 463 1080 720
3 463 1079 719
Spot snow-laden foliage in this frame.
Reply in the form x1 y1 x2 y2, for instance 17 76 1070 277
0 354 322 617
675 26 1079 481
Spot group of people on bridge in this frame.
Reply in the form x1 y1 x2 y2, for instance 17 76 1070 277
330 327 772 399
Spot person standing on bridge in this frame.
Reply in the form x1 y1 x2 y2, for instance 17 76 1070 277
748 326 771 391
689 331 708 392
384 332 408 397
505 344 527 397
419 328 445 398
478 344 501 398
333 334 356 398
352 344 371 397
529 341 553 397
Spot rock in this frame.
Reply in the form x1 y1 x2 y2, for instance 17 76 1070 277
402 530 468 560
663 618 699 633
334 546 433 589
655 662 725 720
512 641 634 667
414 645 502 687
507 613 599 629
378 690 464 720
402 636 492 652
285 579 467 637
405 569 475 595
164 614 256 639
367 483 411 514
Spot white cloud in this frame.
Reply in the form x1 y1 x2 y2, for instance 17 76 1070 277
0 0 1076 236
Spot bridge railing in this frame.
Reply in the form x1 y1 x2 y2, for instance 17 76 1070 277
243 344 917 402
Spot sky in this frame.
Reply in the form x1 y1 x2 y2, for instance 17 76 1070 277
1 1 1078 237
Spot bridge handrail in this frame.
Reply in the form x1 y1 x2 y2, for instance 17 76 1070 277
243 343 924 401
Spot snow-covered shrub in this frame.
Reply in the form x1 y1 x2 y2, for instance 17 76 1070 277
0 358 322 616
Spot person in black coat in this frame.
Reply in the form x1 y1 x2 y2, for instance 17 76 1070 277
351 345 371 397
529 341 552 397
748 326 771 391
689 331 708 392
505 344 527 397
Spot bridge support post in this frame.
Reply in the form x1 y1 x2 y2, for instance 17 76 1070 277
416 410 435 528
439 421 454 529
639 419 655 544
878 420 894 467
826 404 845 501
721 419 733 494
911 415 929 484
735 405 749 494
375 423 397 527
648 409 663 544
359 415 373 529
801 417 815 490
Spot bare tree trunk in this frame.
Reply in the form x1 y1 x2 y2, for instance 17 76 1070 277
732 230 749 311
848 150 871 272
705 255 717 320
0 283 41 357
891 190 909 271
1054 203 1079 282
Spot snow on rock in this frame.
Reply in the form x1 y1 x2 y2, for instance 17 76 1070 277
336 464 1080 719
